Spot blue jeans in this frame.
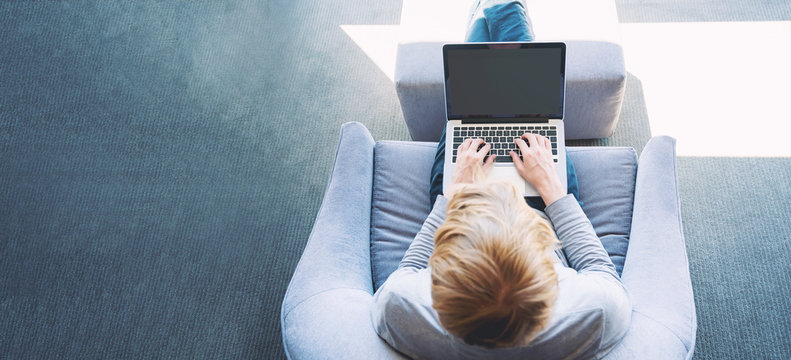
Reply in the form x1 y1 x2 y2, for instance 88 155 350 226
429 0 582 210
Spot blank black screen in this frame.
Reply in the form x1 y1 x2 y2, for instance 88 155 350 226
445 46 563 118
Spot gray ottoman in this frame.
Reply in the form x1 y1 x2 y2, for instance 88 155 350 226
395 0 626 141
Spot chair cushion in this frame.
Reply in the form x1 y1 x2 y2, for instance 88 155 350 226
570 147 637 275
370 141 637 290
370 141 437 290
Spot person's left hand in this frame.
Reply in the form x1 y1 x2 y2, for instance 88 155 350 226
447 138 495 197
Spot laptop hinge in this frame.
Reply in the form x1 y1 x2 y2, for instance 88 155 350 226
459 118 550 124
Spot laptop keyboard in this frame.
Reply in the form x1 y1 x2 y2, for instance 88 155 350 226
452 125 559 163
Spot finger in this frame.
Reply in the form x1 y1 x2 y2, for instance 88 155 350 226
460 138 472 151
535 135 552 156
542 136 552 151
478 142 492 156
515 137 530 154
467 138 480 153
522 133 538 148
510 150 525 171
536 135 549 148
483 154 496 171
472 138 485 151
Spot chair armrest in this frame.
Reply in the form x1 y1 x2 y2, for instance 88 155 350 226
621 136 697 358
281 122 376 335
282 290 407 359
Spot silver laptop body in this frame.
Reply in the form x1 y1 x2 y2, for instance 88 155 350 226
442 42 568 197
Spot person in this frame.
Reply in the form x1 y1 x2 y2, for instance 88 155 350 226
370 1 631 359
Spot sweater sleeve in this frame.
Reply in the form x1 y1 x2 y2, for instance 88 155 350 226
397 195 448 271
546 195 631 354
544 194 620 281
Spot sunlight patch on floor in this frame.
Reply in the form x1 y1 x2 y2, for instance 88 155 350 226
340 25 400 82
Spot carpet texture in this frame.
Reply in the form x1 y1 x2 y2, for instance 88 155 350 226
1 0 790 359
1 1 406 358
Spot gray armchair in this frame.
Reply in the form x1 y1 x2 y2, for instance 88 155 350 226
281 122 696 359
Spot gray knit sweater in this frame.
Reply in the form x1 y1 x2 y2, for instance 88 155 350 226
371 194 631 360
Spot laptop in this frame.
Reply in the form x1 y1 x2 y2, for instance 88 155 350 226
442 42 568 197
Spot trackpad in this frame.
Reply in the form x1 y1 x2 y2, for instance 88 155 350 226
487 167 526 194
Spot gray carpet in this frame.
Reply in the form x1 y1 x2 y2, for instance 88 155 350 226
679 158 791 358
0 1 406 358
1 0 790 359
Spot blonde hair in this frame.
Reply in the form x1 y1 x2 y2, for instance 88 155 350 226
430 180 560 348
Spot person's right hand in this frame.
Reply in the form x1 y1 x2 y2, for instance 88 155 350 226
509 133 565 205
446 138 495 199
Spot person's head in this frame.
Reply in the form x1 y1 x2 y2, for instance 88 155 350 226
430 180 560 348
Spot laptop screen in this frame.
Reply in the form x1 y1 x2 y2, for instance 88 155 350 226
443 42 566 120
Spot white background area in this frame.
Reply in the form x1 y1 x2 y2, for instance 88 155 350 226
620 21 791 157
